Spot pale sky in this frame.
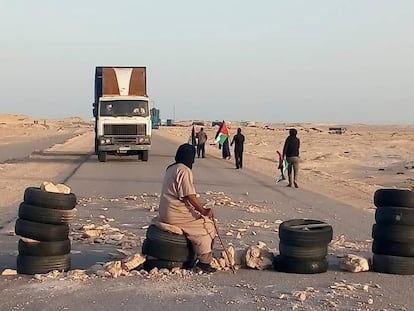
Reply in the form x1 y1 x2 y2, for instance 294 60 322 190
1 1 413 124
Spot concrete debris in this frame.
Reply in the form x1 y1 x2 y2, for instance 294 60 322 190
245 244 273 270
339 254 370 272
1 269 17 276
121 253 146 271
40 181 71 194
103 261 123 278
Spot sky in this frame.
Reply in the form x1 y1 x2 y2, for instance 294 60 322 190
0 1 413 124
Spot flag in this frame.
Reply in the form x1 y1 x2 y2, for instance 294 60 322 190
214 121 229 146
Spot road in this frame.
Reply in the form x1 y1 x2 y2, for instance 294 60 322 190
0 132 412 311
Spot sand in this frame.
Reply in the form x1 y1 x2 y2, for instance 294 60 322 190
0 114 413 212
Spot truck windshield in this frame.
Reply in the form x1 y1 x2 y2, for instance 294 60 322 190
100 100 149 117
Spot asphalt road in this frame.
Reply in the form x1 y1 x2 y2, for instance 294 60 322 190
0 132 412 311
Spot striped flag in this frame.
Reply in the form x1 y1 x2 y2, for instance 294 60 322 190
214 121 229 146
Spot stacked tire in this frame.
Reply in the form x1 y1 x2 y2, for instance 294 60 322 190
372 189 414 275
273 219 333 274
14 187 77 274
141 225 196 270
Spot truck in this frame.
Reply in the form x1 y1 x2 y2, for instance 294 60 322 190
93 66 151 162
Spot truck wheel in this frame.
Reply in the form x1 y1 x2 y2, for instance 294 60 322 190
142 151 149 162
98 152 107 162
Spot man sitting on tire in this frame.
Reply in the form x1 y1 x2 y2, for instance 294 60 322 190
158 143 217 273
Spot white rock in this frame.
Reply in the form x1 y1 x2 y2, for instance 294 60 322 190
40 181 60 193
1 269 17 276
245 245 273 270
339 254 370 272
56 183 71 194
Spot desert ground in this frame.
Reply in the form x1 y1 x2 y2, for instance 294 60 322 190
0 113 413 213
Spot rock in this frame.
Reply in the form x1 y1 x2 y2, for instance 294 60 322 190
121 253 146 271
151 216 184 235
221 246 235 267
245 245 273 270
82 229 103 238
40 181 60 193
56 183 71 194
339 254 370 272
1 269 17 276
103 261 123 278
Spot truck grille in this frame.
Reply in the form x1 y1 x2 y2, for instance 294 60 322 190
104 124 146 136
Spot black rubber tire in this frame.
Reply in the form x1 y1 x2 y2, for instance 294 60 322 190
146 225 190 246
143 259 192 271
15 219 69 242
374 189 414 208
279 242 328 260
142 239 195 262
24 187 77 210
18 202 75 225
273 255 328 274
18 239 71 256
17 254 71 275
372 239 414 257
375 206 414 226
372 254 414 275
98 151 107 162
142 151 149 162
372 224 414 243
279 219 333 246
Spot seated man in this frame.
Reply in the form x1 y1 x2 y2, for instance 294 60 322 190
158 143 216 273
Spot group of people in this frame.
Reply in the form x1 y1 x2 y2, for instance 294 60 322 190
195 126 246 170
157 126 300 273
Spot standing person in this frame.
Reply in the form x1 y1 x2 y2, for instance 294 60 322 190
231 127 245 169
283 128 300 188
158 143 217 273
196 127 208 158
222 137 231 160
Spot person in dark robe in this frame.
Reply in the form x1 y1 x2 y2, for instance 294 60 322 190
230 128 245 169
222 137 231 159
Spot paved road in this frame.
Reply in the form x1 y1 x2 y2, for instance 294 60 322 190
0 133 412 311
0 133 74 163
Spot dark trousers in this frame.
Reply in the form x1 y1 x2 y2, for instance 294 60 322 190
197 143 206 158
235 150 243 168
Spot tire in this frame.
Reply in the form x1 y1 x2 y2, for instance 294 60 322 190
372 254 414 275
279 242 327 260
142 239 195 262
15 219 69 242
98 151 107 162
374 189 414 208
372 224 414 243
279 219 333 246
143 259 193 271
18 239 71 256
24 187 77 210
146 225 190 246
273 255 328 274
18 202 75 225
142 150 149 162
17 254 71 275
375 206 414 226
372 239 414 257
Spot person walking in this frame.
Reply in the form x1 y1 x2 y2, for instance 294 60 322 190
282 128 300 188
157 143 217 273
196 127 208 158
222 137 231 160
231 127 245 169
